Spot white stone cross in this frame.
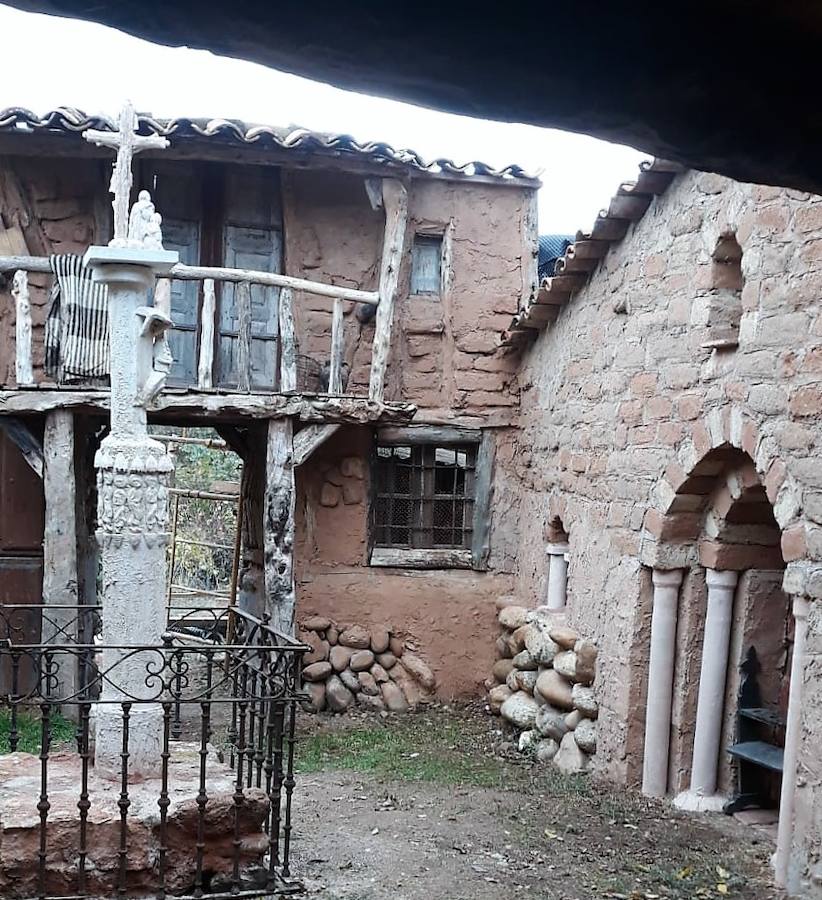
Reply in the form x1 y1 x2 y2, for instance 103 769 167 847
83 101 169 246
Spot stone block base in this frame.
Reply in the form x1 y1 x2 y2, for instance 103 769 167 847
0 743 270 898
673 789 728 813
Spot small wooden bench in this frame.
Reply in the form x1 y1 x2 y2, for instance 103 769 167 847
723 648 785 815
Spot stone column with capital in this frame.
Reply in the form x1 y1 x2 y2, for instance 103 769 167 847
675 567 739 811
85 245 178 778
544 542 570 610
642 568 684 797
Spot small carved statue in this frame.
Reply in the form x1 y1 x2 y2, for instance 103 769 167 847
127 190 165 250
135 305 174 405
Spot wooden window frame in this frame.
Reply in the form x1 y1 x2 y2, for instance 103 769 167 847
369 425 494 571
409 233 445 297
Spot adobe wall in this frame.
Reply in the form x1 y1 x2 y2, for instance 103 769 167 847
514 171 822 794
0 156 104 385
282 171 530 423
294 424 519 699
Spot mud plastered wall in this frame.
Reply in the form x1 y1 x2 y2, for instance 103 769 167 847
294 425 518 699
283 171 530 422
513 171 822 882
0 157 105 385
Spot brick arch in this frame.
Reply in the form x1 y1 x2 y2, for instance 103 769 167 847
640 406 802 570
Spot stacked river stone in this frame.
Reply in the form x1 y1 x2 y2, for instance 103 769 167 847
487 597 599 774
299 617 436 714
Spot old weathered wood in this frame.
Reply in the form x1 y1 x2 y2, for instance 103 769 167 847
369 179 409 402
197 278 216 389
12 270 34 386
0 416 44 478
521 191 540 306
0 388 417 423
471 431 496 570
42 409 79 699
328 298 344 394
378 424 482 444
0 256 380 305
293 423 341 466
236 281 252 392
278 287 297 392
364 177 383 210
264 418 296 636
440 219 455 298
370 547 473 569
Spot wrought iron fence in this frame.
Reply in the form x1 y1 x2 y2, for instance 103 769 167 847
0 604 308 899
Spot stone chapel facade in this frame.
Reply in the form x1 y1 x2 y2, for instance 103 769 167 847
505 166 822 895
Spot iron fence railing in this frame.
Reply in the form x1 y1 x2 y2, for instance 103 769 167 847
0 605 308 899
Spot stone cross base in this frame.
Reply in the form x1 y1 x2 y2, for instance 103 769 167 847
0 745 271 898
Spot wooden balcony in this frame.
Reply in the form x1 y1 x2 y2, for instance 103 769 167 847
0 252 414 427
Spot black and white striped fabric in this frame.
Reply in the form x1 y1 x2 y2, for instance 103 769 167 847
44 254 109 382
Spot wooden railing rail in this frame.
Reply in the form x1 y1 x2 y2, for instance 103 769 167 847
1 257 375 398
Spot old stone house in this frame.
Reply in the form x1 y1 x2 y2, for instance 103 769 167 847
501 162 822 895
0 106 536 697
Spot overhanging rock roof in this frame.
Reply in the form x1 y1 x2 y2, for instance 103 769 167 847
0 107 540 188
502 158 684 350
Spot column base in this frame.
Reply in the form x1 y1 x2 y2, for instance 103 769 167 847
94 703 163 780
673 789 728 813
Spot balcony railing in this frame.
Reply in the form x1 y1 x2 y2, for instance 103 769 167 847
0 258 384 400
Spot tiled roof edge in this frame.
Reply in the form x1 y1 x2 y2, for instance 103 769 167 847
0 106 540 187
501 158 685 350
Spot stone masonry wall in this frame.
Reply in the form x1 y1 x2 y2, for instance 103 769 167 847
513 171 822 885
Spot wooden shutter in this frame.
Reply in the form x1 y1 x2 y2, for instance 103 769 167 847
162 218 201 385
218 225 282 389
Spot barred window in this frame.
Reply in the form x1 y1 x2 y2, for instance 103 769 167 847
373 443 476 550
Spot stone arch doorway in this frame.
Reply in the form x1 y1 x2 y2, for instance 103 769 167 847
639 444 790 816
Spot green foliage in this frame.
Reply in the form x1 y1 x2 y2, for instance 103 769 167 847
152 427 241 594
0 708 76 754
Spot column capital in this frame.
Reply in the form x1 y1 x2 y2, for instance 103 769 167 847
546 542 570 556
652 567 684 588
705 568 739 589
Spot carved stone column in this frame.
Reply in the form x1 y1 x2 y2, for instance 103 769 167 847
85 249 176 778
642 568 684 797
545 541 570 611
675 568 739 811
775 595 811 889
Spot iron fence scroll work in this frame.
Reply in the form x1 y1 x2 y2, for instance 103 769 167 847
0 603 308 899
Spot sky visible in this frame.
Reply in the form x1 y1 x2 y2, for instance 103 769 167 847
0 4 647 235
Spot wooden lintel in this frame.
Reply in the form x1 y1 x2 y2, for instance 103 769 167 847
293 423 341 467
0 389 416 425
0 415 44 478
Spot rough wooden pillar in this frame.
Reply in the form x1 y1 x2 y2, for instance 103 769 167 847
239 428 266 618
42 409 79 699
264 418 296 636
369 178 408 402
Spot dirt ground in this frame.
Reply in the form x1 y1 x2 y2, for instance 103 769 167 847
286 705 782 900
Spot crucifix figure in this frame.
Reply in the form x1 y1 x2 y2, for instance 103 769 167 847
83 100 169 246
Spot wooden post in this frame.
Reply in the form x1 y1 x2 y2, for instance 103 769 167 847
12 270 33 386
329 298 344 394
42 409 79 703
198 278 216 389
236 281 252 392
264 418 296 636
369 179 409 402
279 287 297 393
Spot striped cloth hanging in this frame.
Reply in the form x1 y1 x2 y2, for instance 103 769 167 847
44 254 110 382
